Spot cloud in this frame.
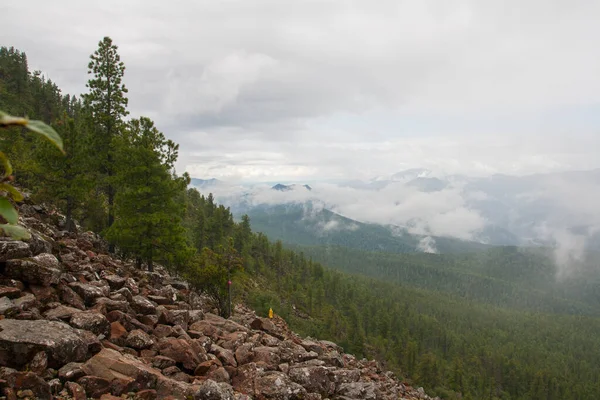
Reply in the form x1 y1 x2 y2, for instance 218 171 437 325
417 236 438 254
2 1 600 182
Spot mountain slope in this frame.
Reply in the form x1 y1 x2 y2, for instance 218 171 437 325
244 202 493 254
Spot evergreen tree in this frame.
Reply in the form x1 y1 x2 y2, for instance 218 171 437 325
106 117 190 272
82 36 128 244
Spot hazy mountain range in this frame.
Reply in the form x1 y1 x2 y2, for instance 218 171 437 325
190 168 600 264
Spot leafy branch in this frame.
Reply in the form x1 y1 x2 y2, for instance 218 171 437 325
0 111 64 239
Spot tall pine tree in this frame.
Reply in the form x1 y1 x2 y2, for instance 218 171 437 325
82 37 128 246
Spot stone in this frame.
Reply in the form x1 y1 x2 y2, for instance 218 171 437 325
211 344 237 367
254 371 307 400
250 318 284 339
207 367 230 383
64 381 87 400
4 259 61 287
28 351 48 376
110 321 128 344
135 389 158 400
70 310 111 337
152 356 177 369
148 295 171 305
132 295 156 315
158 338 204 371
58 362 85 381
0 240 31 261
0 297 15 315
234 343 255 366
288 366 335 397
81 348 159 391
0 368 51 400
68 282 105 305
94 297 132 313
126 329 155 350
251 346 280 368
189 320 222 339
104 275 127 290
193 379 234 400
336 382 379 400
57 284 86 310
0 319 88 368
194 359 222 376
77 375 111 398
0 286 20 299
153 324 176 338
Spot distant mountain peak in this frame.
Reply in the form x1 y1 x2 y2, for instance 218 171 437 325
271 183 312 192
190 178 221 187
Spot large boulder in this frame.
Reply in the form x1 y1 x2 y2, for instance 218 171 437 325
82 348 195 398
0 319 88 368
254 371 307 400
4 257 61 287
288 366 335 398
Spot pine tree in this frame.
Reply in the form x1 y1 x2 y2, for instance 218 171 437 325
106 117 190 272
82 36 128 244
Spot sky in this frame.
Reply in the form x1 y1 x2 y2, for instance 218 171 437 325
2 0 600 182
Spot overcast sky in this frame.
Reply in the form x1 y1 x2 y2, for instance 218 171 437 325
3 0 600 182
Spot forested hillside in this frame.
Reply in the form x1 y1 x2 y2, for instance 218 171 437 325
3 41 600 399
291 245 600 316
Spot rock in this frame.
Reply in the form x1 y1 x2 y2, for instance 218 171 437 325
77 375 111 398
135 389 158 400
189 320 222 339
158 338 204 371
207 366 230 383
193 379 234 400
194 359 222 376
154 324 176 338
113 287 133 302
68 282 105 305
204 313 249 334
336 382 379 400
0 297 15 315
64 381 87 400
48 378 62 396
94 297 132 313
251 346 280 368
12 293 36 310
148 295 171 305
0 319 88 368
110 321 128 344
254 371 307 399
250 318 284 339
152 356 177 369
70 310 111 337
132 295 156 315
31 252 61 269
0 368 51 400
4 259 61 287
58 362 85 381
28 351 48 376
234 343 255 366
81 348 159 391
0 240 31 261
288 366 335 397
211 344 237 367
220 331 248 350
126 329 155 350
57 284 86 310
0 286 20 299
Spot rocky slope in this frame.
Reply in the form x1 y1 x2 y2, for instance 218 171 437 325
0 201 438 400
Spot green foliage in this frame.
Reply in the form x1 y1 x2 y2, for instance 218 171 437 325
82 36 129 234
105 117 192 271
0 109 63 239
